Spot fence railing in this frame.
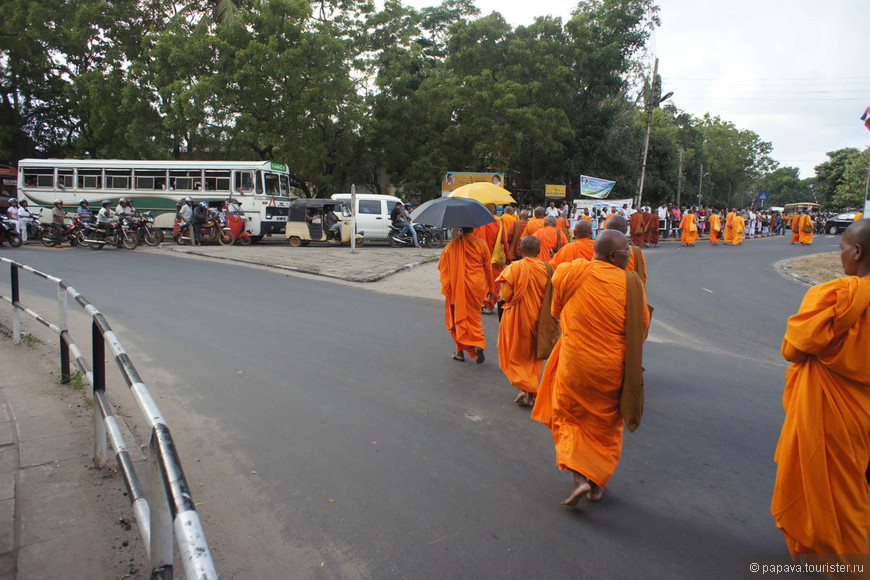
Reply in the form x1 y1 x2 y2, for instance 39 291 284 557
0 257 217 579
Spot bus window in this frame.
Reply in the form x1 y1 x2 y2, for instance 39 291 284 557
22 167 54 188
279 174 290 196
234 171 254 194
169 170 202 191
77 169 102 189
105 169 131 189
205 170 231 192
264 172 281 195
57 169 74 190
135 169 167 190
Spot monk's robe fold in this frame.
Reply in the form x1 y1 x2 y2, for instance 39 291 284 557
627 246 647 284
438 234 493 357
798 214 814 244
556 216 572 242
791 215 801 243
708 214 722 243
772 276 870 558
646 213 659 245
551 238 594 266
629 212 645 245
496 258 549 393
533 227 568 262
724 212 735 244
474 220 505 307
508 219 528 261
604 212 617 229
500 213 518 232
680 213 698 244
532 260 650 486
521 216 545 239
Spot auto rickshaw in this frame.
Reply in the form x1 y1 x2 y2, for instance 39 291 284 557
285 199 364 247
221 198 252 245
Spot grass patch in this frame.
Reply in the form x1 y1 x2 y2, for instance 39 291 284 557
22 333 37 346
68 369 86 390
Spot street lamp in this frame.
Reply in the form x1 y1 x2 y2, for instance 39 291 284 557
635 57 673 209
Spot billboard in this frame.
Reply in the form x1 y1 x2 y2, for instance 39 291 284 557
579 175 616 199
442 172 505 196
545 184 567 199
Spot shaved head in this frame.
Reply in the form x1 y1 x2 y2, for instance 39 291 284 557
519 209 529 219
544 216 557 227
841 218 870 277
574 220 592 239
519 235 540 258
594 230 630 269
534 206 546 218
505 206 515 215
605 215 628 234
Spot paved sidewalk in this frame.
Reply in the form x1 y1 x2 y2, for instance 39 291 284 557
0 329 145 579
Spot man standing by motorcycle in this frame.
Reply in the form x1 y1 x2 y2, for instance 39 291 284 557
178 197 193 243
192 201 208 246
390 202 421 248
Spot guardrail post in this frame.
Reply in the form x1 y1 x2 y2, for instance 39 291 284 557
11 264 20 344
92 320 107 468
58 285 70 384
149 431 174 578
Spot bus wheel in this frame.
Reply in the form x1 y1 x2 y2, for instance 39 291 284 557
287 236 302 247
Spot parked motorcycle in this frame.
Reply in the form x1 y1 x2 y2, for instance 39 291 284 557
81 218 139 250
0 215 22 247
19 209 52 244
388 222 439 248
173 215 233 245
132 212 164 246
40 218 82 247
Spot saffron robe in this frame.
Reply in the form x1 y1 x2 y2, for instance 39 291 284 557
438 234 493 359
772 276 870 559
709 213 722 243
533 227 568 262
627 246 647 284
551 238 595 267
629 212 645 246
496 258 550 393
508 219 528 261
474 220 506 308
680 213 698 244
724 212 735 244
732 215 745 244
556 216 572 242
521 216 546 239
791 215 801 243
798 215 814 244
532 260 650 486
646 213 659 245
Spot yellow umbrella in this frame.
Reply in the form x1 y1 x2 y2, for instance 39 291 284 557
447 182 516 205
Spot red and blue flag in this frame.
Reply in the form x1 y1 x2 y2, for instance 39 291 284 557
862 106 870 132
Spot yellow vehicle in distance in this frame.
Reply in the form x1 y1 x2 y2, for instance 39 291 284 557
284 198 363 247
782 202 821 227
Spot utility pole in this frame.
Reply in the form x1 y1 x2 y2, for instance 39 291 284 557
676 146 683 207
698 163 703 207
635 57 659 210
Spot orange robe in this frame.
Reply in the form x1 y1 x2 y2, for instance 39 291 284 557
603 212 617 229
532 260 650 486
798 215 814 244
474 220 505 309
532 227 568 262
556 216 571 242
791 215 801 243
582 215 592 224
732 215 745 244
438 234 493 359
641 211 655 245
772 276 870 559
521 216 545 239
626 246 647 284
551 238 594 266
709 214 722 243
680 213 698 244
629 212 644 245
724 212 735 244
496 258 549 394
508 219 528 261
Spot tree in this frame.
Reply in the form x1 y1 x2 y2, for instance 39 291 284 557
814 148 860 208
831 148 870 210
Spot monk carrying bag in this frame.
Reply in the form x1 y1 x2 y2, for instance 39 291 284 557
801 218 813 234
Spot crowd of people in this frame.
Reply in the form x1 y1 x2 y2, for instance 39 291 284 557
437 201 870 577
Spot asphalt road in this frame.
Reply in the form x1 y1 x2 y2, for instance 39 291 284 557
0 235 842 579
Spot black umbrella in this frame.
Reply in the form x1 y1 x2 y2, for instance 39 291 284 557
410 197 496 229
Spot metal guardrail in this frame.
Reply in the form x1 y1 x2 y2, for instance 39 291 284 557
0 257 217 579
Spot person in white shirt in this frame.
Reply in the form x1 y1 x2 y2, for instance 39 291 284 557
657 204 669 238
96 200 116 226
545 202 560 218
17 199 35 242
6 198 20 237
116 198 135 217
748 209 757 238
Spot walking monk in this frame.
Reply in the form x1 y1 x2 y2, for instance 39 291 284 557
474 204 506 314
646 206 660 247
507 209 529 261
724 209 736 245
732 211 746 245
496 236 551 406
772 219 870 574
438 227 493 363
532 216 569 262
629 209 646 246
520 207 546 238
790 212 801 245
680 208 698 246
532 230 650 505
797 210 814 245
709 209 722 245
552 220 595 266
606 216 647 284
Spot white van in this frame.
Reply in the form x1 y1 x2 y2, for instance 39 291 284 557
331 193 403 242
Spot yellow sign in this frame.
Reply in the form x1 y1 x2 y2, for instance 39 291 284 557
442 172 504 195
545 184 566 199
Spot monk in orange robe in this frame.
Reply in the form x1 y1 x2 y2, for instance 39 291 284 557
438 227 493 363
679 208 698 246
629 210 645 246
797 212 814 245
603 210 617 229
732 212 746 245
496 236 550 406
552 220 595 266
606 216 647 284
772 220 870 571
520 207 546 239
556 215 572 242
500 206 518 238
790 214 801 244
532 230 650 505
724 210 735 244
640 207 654 248
474 205 506 313
708 210 722 245
507 209 529 261
532 216 569 262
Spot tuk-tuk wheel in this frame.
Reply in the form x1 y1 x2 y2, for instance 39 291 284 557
355 237 364 247
287 236 302 247
237 236 252 246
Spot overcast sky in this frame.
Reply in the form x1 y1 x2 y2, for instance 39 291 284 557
402 0 870 179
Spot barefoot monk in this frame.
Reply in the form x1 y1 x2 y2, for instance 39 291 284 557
532 230 650 505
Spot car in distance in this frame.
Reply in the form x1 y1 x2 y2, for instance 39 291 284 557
824 212 858 235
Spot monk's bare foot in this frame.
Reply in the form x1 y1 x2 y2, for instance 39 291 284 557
513 391 533 406
561 473 591 506
451 351 465 362
475 347 485 364
587 482 606 502
513 390 527 404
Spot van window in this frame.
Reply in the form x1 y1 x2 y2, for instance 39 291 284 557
359 200 381 215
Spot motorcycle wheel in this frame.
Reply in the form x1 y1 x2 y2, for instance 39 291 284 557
41 229 59 247
389 236 403 248
89 237 104 250
7 232 22 248
237 235 252 246
218 228 234 246
144 227 164 246
122 232 139 250
75 231 87 246
427 233 444 248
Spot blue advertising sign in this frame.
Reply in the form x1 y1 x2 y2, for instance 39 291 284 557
579 175 616 199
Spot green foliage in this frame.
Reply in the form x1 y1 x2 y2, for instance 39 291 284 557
814 148 867 209
831 148 870 210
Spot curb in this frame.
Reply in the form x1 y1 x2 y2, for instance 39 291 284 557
775 257 819 287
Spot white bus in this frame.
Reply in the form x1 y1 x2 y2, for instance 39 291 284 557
16 159 306 239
